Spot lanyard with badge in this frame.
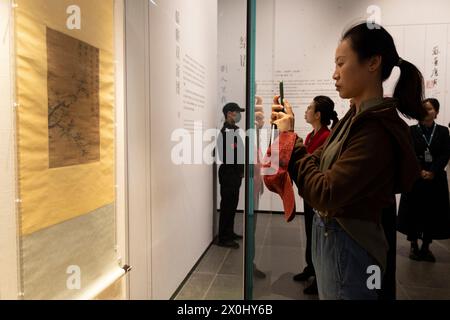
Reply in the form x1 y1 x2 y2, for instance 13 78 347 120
418 123 436 163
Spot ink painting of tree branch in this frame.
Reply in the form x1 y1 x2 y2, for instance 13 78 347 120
47 27 100 168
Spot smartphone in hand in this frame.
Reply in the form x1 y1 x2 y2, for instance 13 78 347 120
270 81 285 145
279 81 285 110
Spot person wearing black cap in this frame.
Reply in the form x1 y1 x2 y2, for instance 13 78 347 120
216 102 245 249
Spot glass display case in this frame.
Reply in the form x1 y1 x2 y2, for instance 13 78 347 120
1 0 127 299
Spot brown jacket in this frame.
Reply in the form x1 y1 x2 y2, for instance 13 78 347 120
288 98 420 224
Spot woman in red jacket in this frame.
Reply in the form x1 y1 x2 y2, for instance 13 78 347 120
293 96 339 295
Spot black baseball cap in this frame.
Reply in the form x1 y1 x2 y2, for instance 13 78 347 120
223 102 245 116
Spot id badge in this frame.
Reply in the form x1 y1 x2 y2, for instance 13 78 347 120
425 149 433 163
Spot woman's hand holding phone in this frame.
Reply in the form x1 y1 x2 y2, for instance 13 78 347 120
255 96 265 129
271 95 295 132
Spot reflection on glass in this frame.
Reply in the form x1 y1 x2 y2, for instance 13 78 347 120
217 102 245 250
251 0 450 301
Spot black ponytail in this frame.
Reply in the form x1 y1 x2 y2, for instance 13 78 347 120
313 95 339 129
395 60 426 120
342 22 427 121
331 111 339 129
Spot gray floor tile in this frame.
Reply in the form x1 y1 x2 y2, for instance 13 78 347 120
396 254 450 289
402 286 450 300
255 212 272 221
176 213 450 300
396 284 410 300
218 245 244 276
255 228 267 245
254 245 264 263
254 213 272 229
196 245 230 274
254 215 271 243
257 245 304 279
268 214 302 229
435 239 450 252
253 272 318 300
264 226 303 248
204 274 243 300
175 273 215 300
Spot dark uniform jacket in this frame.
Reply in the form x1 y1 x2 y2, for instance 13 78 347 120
398 123 450 239
216 122 244 186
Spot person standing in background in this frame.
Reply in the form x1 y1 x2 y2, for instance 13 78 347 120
216 103 246 249
398 98 450 262
293 96 338 295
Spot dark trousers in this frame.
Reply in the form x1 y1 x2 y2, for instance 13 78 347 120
218 166 242 242
303 201 315 274
379 204 397 301
407 232 433 245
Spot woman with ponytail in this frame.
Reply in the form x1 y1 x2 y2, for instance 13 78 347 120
293 96 339 295
265 22 425 300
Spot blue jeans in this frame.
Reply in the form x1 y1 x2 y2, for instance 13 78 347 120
312 214 379 300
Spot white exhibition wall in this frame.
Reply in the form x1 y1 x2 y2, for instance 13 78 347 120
0 0 18 299
148 0 218 299
126 0 218 300
219 0 450 214
217 0 247 125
